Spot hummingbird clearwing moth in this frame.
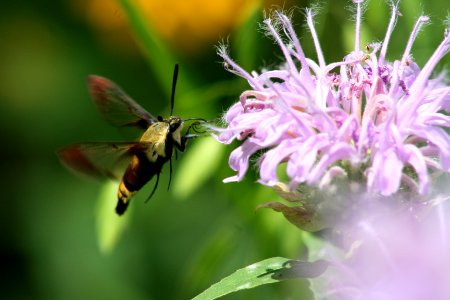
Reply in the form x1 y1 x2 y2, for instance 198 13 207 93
58 65 205 215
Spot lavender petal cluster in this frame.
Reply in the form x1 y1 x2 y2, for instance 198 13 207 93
216 1 450 196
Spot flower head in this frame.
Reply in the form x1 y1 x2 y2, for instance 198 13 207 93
216 1 450 196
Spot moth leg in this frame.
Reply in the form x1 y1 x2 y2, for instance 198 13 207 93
167 158 172 190
176 121 204 152
145 172 160 203
177 136 187 152
177 133 199 152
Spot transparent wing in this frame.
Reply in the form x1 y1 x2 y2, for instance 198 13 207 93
88 75 157 129
57 142 150 180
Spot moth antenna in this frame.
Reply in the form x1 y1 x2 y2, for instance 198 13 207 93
170 64 179 116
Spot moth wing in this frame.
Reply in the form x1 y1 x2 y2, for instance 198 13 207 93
57 142 151 180
88 75 157 129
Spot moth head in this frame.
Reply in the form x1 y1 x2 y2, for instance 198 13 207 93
168 116 183 145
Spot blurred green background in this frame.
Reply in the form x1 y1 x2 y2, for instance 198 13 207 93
1 0 448 299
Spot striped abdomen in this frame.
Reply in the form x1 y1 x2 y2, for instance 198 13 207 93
116 152 164 215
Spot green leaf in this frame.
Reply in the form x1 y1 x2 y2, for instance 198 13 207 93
176 79 244 116
301 232 343 299
192 257 328 300
117 0 189 94
179 221 237 295
172 137 225 200
233 1 263 70
256 201 326 232
96 181 131 254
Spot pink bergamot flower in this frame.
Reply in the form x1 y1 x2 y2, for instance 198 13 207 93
216 0 450 197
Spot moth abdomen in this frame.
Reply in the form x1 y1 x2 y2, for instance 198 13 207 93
116 153 158 215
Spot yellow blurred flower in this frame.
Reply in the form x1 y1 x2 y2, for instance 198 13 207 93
70 0 290 55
